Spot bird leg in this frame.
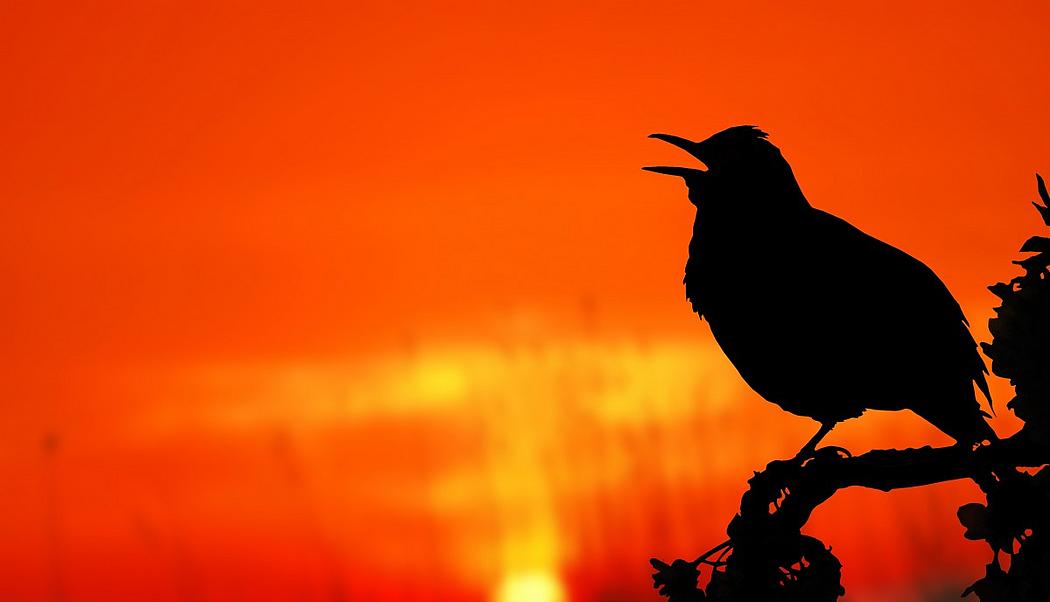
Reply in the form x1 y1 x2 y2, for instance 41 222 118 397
794 422 835 461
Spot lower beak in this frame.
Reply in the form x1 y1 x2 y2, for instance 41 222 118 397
642 165 705 178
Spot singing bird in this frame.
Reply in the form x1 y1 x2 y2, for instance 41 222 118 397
644 126 995 457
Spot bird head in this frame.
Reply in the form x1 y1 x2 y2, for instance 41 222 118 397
644 126 799 207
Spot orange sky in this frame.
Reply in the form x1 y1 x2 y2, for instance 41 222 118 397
2 2 1050 601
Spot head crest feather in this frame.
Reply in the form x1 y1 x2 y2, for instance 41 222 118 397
705 125 769 144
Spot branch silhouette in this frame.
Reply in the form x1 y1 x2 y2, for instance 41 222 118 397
650 174 1050 601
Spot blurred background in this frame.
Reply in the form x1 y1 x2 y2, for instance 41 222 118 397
3 1 1050 600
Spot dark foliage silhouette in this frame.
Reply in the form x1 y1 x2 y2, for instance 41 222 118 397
960 174 1050 600
643 149 1050 600
645 126 994 457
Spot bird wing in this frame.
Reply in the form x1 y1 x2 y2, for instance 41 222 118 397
805 209 992 407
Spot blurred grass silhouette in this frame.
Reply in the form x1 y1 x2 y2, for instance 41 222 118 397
10 321 1008 601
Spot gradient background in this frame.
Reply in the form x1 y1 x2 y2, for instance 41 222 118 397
3 1 1050 601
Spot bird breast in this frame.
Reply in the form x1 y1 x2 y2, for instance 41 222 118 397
688 227 870 422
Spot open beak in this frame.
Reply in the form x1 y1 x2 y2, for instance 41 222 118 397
643 133 707 179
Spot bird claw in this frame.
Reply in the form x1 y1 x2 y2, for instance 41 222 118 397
816 445 853 459
792 445 852 466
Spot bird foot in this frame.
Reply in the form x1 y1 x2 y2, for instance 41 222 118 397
791 445 852 466
817 445 853 458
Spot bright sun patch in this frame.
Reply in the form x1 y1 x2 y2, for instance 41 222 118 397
494 571 567 602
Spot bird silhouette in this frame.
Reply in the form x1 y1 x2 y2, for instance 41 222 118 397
645 126 995 457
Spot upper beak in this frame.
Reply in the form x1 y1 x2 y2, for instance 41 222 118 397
643 133 707 179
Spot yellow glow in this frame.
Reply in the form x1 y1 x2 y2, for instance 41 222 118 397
494 571 567 602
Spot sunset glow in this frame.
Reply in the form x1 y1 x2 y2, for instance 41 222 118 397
496 572 567 602
3 1 1050 601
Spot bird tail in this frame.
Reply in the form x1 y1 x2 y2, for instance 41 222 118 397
914 400 998 446
975 358 995 417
